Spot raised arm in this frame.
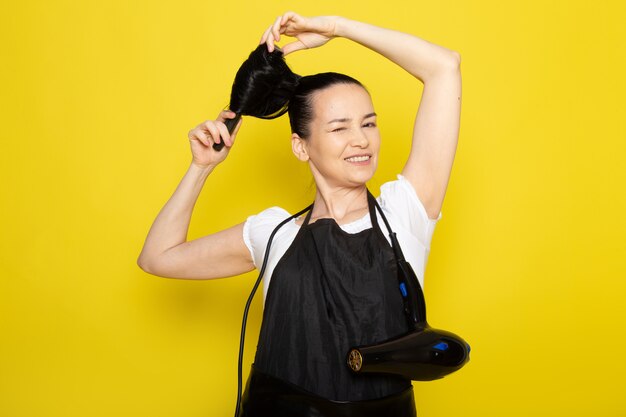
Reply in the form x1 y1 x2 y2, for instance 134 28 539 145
137 111 255 280
335 18 461 220
262 13 461 220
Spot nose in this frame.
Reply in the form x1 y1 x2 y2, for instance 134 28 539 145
351 128 370 148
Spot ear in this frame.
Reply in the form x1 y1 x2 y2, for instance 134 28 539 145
291 133 309 162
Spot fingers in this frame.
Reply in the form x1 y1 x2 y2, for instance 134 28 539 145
190 110 240 149
281 11 302 34
187 128 211 146
266 26 276 52
281 40 307 57
215 121 231 147
223 114 243 147
281 11 297 26
188 127 210 147
260 23 277 52
189 121 221 148
204 121 222 146
272 15 283 42
259 26 271 45
216 109 236 123
260 13 297 52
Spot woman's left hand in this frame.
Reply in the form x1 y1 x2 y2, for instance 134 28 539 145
259 11 341 56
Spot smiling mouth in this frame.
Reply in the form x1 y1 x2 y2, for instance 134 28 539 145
344 155 371 162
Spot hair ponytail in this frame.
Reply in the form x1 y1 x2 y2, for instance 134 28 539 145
228 44 301 120
226 44 367 142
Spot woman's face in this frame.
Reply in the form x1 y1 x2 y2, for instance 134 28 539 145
295 83 380 189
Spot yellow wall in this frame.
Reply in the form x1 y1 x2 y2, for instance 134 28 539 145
2 0 625 416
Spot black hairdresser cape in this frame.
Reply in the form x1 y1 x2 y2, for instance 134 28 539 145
250 190 412 401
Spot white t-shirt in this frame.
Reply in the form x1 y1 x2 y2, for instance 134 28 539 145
242 174 442 306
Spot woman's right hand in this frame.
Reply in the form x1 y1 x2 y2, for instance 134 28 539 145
187 110 243 169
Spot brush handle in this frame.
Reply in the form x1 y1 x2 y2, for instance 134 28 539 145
212 113 242 151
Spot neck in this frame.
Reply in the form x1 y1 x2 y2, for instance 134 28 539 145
310 182 369 223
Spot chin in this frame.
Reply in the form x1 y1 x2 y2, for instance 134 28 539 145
348 170 377 186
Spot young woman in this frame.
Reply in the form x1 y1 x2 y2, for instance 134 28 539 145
138 11 461 417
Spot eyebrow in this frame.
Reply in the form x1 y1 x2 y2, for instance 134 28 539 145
327 112 377 124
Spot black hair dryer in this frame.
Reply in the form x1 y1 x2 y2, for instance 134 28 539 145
346 229 471 381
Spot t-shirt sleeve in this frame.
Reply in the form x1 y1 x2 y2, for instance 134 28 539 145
379 174 443 249
242 206 290 269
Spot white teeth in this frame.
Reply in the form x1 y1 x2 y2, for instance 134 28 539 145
345 155 370 162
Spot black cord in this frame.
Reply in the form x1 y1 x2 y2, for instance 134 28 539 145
371 192 427 325
233 203 313 417
370 195 406 261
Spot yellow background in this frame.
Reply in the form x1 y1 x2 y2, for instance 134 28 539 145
2 0 625 416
